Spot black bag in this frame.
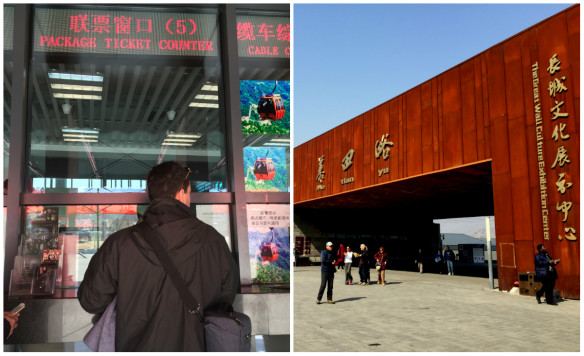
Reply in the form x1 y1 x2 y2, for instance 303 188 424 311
133 223 252 352
204 310 252 352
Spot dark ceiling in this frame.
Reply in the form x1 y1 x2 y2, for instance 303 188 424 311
295 161 495 220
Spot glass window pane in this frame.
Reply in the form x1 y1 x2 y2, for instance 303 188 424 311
27 6 228 193
247 204 290 284
9 204 144 298
8 203 230 298
4 5 14 187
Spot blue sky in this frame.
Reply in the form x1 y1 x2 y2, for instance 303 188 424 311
293 2 575 147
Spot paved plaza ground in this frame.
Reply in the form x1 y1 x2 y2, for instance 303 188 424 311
293 266 580 352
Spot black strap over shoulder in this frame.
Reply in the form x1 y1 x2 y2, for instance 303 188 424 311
133 222 205 323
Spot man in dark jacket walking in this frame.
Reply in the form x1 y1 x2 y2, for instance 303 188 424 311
316 241 336 304
78 161 238 351
534 244 560 306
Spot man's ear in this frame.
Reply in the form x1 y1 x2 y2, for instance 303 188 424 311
175 187 190 206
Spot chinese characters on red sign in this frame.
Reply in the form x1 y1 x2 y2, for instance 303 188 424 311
236 16 290 57
34 9 219 55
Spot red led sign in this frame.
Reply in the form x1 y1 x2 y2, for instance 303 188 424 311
236 15 290 58
33 8 219 57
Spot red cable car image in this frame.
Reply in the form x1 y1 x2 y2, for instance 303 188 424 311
253 149 276 181
260 227 279 263
257 81 285 120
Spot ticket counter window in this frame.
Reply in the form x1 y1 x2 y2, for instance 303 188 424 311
26 6 228 194
9 203 230 298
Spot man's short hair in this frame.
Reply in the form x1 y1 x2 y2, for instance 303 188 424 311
537 244 544 251
146 161 190 201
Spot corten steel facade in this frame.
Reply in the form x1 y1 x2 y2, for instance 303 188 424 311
294 6 579 298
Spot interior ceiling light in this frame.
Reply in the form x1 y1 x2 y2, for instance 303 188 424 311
62 128 99 135
162 132 200 147
62 103 72 115
63 138 99 143
63 133 99 139
49 72 103 82
166 110 176 121
201 84 218 91
161 142 192 146
49 72 104 101
167 133 201 139
51 83 103 92
195 94 219 100
54 93 102 100
62 127 99 142
189 102 219 108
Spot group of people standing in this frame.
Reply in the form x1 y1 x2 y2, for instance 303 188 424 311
316 242 389 305
317 241 562 308
415 247 455 275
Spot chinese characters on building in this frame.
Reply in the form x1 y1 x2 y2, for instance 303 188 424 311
546 54 576 242
532 54 577 242
341 149 355 185
375 134 393 177
316 155 326 191
316 134 397 190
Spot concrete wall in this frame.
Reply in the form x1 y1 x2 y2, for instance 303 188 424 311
4 294 289 345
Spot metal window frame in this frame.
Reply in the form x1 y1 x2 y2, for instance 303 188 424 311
3 4 290 291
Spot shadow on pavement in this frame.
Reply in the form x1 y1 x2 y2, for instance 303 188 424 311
334 297 366 303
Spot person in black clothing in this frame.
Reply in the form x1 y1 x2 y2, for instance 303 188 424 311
434 249 444 274
444 246 455 275
356 244 370 285
415 248 424 274
78 162 238 351
317 241 337 304
534 244 560 306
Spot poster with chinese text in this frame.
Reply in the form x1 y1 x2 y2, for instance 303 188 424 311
247 204 290 283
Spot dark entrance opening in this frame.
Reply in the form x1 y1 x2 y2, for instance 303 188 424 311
294 161 495 275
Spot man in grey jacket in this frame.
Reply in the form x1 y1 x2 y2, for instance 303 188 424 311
78 161 238 351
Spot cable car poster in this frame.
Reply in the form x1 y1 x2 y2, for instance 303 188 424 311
247 204 290 284
240 80 290 134
243 146 288 192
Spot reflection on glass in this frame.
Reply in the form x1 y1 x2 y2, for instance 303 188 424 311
8 203 230 298
4 60 12 184
9 205 143 298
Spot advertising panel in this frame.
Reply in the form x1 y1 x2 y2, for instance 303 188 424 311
247 204 290 283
